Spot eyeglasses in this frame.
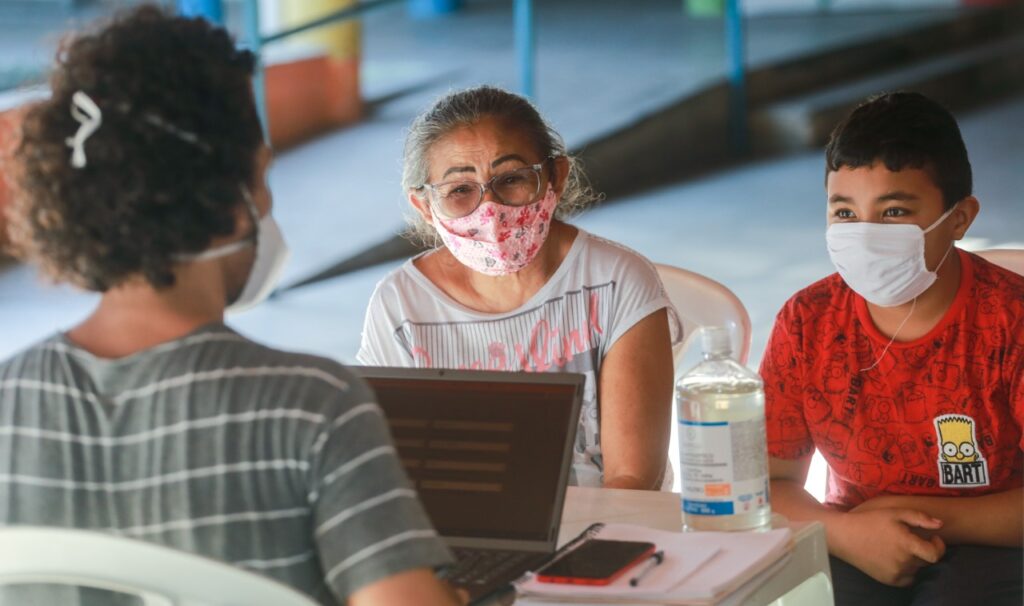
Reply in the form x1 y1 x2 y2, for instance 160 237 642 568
419 157 555 219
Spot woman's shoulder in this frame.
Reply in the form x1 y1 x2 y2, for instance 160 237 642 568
574 230 659 276
374 254 433 294
364 256 435 313
365 250 477 325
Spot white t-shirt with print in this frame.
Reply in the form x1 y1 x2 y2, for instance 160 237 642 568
357 229 682 487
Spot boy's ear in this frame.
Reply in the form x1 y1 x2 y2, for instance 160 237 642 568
951 196 980 240
409 189 433 223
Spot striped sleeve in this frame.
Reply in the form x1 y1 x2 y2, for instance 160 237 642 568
308 379 452 601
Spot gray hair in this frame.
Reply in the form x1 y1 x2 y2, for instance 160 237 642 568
401 85 598 246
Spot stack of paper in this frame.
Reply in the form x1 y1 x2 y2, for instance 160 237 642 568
516 524 792 604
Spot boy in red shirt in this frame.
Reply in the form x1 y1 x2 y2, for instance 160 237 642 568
761 92 1023 606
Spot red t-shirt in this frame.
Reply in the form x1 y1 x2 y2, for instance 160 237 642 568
761 250 1024 509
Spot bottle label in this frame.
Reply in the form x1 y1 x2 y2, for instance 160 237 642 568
679 418 769 516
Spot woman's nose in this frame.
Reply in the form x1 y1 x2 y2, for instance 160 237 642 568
481 183 501 204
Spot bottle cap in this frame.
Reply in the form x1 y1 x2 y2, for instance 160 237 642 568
700 326 733 356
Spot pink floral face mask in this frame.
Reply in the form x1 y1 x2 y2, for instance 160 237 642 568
432 187 558 276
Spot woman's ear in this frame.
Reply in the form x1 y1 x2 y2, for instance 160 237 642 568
551 156 570 197
409 189 433 223
951 196 980 240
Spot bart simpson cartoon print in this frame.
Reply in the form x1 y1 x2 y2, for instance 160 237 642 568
934 414 989 488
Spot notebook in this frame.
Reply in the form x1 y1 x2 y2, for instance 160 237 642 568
354 367 585 605
516 523 793 604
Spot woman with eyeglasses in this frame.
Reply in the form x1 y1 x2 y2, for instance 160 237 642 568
357 86 680 490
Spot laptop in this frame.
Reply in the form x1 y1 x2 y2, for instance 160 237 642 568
354 367 584 605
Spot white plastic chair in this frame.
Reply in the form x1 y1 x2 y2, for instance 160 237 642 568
653 263 752 492
977 248 1024 276
0 526 319 606
655 263 752 369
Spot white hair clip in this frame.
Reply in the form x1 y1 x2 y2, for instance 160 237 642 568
65 91 102 169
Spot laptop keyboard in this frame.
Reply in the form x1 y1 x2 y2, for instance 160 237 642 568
447 547 546 588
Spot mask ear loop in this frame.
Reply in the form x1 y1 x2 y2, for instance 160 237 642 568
172 186 260 262
922 203 959 234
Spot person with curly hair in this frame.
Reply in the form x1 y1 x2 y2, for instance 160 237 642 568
0 6 461 605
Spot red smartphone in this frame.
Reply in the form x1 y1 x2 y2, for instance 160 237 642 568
535 539 657 586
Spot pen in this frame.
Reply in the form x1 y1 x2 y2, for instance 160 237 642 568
629 550 666 587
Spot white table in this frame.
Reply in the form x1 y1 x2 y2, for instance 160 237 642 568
517 486 834 606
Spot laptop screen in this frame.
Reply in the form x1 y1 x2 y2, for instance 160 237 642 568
356 368 582 544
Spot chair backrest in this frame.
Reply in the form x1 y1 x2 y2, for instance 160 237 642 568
0 526 319 606
654 263 752 370
976 248 1024 276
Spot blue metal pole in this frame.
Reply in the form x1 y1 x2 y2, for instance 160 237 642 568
176 0 224 24
724 0 748 155
408 0 461 20
514 0 535 99
241 0 268 142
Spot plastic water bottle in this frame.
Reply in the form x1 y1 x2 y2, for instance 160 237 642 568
676 326 771 532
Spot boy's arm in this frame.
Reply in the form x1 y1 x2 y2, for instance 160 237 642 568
852 488 1023 547
770 456 946 587
855 313 1024 549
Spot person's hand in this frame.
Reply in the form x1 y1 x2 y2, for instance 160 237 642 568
833 508 946 587
443 581 470 605
349 569 468 606
853 496 941 541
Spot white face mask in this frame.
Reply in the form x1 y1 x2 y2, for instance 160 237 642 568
826 204 957 307
177 187 291 314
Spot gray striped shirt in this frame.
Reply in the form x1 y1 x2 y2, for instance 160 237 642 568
0 323 451 604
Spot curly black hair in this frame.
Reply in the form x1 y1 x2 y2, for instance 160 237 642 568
8 4 263 291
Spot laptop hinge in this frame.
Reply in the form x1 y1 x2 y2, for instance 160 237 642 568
443 537 552 552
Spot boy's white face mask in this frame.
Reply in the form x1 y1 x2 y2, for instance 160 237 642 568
826 204 957 307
